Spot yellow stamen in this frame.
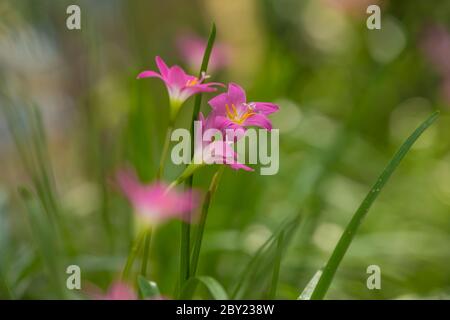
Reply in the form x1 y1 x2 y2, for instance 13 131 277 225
225 104 255 125
186 78 198 86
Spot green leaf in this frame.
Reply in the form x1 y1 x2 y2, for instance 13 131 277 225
181 276 229 300
268 231 284 299
138 275 161 299
310 111 440 300
190 167 224 277
179 22 217 297
298 270 322 300
232 214 301 299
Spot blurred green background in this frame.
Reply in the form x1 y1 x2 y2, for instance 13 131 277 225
0 0 450 299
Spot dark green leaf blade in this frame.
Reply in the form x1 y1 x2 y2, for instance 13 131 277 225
310 111 440 300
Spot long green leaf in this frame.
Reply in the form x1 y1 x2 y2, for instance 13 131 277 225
232 214 301 299
310 111 440 300
181 276 229 300
138 275 160 299
298 270 322 300
190 167 224 277
179 23 216 295
268 231 284 299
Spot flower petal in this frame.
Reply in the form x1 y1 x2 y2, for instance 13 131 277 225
137 70 162 79
208 93 228 112
155 56 170 78
168 66 189 88
229 162 254 171
227 83 247 105
252 102 279 115
243 113 272 130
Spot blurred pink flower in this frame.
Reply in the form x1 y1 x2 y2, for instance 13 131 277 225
117 168 198 224
441 77 450 104
420 24 450 105
195 112 253 172
420 24 450 77
177 33 230 73
323 0 381 17
137 56 223 117
93 281 137 300
208 83 279 132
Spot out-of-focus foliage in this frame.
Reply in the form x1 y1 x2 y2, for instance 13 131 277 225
0 0 449 299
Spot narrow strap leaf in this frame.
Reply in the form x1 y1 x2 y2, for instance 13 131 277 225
181 276 229 300
310 111 439 300
138 275 161 299
298 270 322 300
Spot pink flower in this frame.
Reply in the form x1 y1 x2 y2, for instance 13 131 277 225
323 0 381 17
177 33 230 73
117 169 198 224
420 24 450 105
92 281 137 300
137 56 222 119
195 112 253 172
420 24 450 77
208 83 279 132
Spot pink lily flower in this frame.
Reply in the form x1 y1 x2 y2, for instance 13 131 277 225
208 83 279 132
420 24 450 77
116 168 198 225
137 56 222 120
92 281 137 300
420 24 450 104
177 33 230 73
195 112 253 171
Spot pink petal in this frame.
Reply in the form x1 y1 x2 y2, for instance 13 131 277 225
227 83 247 105
155 56 170 78
116 168 198 224
229 162 254 171
252 102 279 115
243 113 272 130
208 93 228 112
93 281 137 300
168 66 189 88
137 70 162 79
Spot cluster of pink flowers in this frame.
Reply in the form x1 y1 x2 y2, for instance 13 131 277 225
120 53 279 226
108 34 279 300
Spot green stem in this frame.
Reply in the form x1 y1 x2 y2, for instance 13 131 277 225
190 168 224 277
122 229 147 280
157 126 173 180
310 111 439 300
268 231 284 299
140 228 152 277
179 23 216 295
179 218 191 293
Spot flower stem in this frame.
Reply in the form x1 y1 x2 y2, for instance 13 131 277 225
178 23 216 296
122 229 147 280
179 218 191 292
157 125 173 180
190 167 224 277
268 231 284 299
140 228 152 277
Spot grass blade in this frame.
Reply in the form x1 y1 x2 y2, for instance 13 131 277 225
181 276 229 300
267 231 284 299
180 22 216 294
190 167 224 277
310 111 440 300
298 270 322 300
232 214 301 299
138 275 160 299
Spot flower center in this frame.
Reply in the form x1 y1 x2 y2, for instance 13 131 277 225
186 78 199 87
186 72 210 87
225 104 255 125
